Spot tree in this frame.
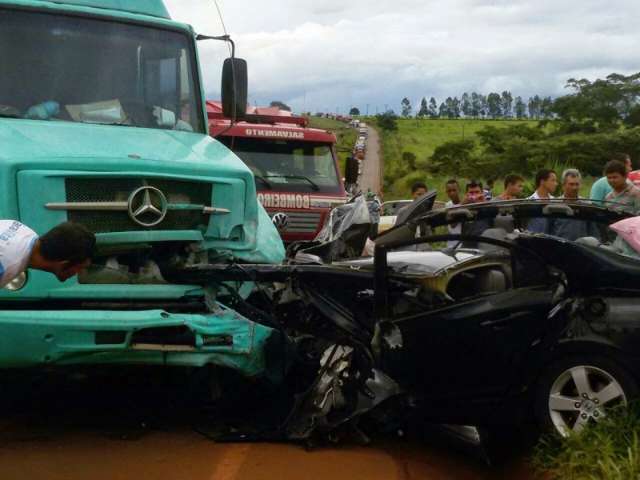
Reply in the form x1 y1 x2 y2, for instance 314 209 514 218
501 91 513 118
430 139 476 175
514 96 527 119
461 92 472 117
528 95 542 119
349 107 361 116
540 97 554 119
270 100 291 112
401 97 412 118
479 94 488 118
444 97 455 119
428 97 439 118
375 111 398 131
471 92 482 118
487 92 502 118
439 102 448 118
552 73 640 131
402 151 417 171
418 97 429 117
451 97 462 118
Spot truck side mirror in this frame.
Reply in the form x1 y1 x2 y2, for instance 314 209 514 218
221 57 248 120
345 156 359 185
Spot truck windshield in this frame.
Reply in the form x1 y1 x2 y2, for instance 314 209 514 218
223 138 342 194
0 8 203 132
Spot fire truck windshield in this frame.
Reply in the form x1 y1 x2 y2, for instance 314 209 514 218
223 138 342 194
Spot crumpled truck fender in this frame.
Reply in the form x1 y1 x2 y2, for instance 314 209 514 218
0 306 285 381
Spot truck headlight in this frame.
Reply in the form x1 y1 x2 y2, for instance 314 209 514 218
4 272 27 291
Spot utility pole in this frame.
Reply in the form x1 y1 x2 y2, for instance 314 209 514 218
366 104 369 117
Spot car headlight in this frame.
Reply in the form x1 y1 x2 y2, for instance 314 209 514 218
4 272 27 291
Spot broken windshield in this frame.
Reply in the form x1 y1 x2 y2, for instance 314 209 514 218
0 8 203 132
221 137 342 194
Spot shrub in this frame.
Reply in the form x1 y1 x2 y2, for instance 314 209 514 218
532 404 640 480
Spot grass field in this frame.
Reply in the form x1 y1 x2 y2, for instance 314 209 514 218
306 116 600 200
379 118 539 165
364 117 600 201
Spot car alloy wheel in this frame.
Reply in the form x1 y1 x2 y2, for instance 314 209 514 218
548 365 627 437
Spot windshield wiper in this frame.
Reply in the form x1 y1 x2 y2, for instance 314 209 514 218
254 175 273 189
0 106 21 118
81 121 136 127
264 175 320 191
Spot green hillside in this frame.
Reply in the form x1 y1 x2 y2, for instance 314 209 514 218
378 118 539 200
381 118 539 164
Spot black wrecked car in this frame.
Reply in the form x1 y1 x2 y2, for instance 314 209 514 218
170 197 640 441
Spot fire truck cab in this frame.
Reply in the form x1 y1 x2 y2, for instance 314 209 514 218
207 102 348 242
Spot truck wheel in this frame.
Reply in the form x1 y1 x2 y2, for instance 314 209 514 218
534 355 637 437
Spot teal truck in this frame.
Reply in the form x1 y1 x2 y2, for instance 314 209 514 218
0 0 287 379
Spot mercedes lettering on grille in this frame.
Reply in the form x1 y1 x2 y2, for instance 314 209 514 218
127 186 168 227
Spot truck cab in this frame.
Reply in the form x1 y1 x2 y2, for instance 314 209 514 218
207 102 348 242
0 0 285 375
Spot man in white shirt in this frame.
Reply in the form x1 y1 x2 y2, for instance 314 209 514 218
528 169 558 201
0 221 95 288
527 169 558 233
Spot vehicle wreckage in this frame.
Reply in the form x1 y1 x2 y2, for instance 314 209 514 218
5 0 640 451
158 195 640 441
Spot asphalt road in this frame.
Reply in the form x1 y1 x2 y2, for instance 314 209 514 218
0 374 534 480
358 127 383 195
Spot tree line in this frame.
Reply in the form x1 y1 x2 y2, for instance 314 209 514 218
398 92 554 120
376 72 640 195
428 72 640 178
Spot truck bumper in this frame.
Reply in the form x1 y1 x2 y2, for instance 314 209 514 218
0 305 285 381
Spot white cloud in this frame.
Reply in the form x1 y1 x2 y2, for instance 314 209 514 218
165 0 640 113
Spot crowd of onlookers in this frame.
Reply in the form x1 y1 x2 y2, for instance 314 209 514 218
390 152 640 247
407 152 640 215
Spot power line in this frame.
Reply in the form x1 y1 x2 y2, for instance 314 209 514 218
213 0 232 56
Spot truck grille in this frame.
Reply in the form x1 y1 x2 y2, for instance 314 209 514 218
270 211 323 234
65 178 212 233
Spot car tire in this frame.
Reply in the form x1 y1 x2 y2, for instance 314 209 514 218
534 354 638 437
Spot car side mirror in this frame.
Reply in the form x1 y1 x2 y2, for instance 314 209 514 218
345 156 359 185
395 190 438 227
221 57 248 120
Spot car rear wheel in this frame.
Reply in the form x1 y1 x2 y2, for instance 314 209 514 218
534 355 637 437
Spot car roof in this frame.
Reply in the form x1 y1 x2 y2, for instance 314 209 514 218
404 199 630 229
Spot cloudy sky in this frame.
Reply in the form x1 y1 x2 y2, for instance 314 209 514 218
165 0 640 114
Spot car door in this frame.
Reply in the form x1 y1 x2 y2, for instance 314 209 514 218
380 267 554 408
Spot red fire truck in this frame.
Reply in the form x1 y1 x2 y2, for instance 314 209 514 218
207 101 348 242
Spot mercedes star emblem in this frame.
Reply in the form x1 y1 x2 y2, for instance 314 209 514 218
272 212 289 232
128 186 168 227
